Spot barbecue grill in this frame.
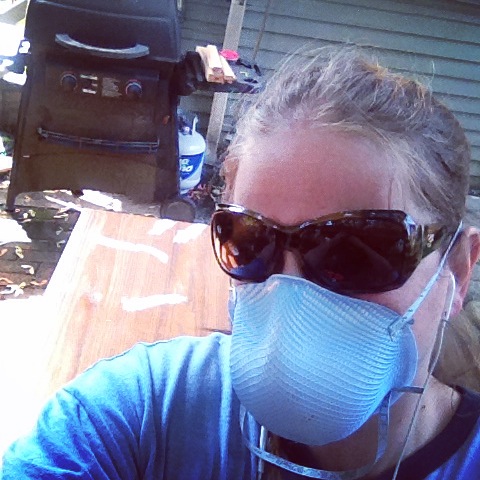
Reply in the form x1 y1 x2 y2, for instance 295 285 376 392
4 0 260 218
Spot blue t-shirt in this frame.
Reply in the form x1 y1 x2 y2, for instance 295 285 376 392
2 333 480 480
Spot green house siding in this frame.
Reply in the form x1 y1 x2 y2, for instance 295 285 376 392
181 0 480 189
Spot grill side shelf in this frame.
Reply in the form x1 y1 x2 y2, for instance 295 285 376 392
173 51 263 96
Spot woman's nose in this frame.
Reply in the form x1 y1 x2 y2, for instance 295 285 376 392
282 251 303 277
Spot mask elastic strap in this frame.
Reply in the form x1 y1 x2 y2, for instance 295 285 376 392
228 279 236 322
388 223 462 339
390 272 456 480
240 394 392 480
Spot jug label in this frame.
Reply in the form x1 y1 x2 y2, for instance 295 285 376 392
180 152 204 179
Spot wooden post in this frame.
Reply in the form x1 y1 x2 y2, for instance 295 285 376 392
205 0 246 165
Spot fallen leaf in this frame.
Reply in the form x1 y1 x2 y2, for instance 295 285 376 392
21 264 35 275
0 277 13 285
15 246 24 259
56 240 66 248
0 248 7 257
0 284 25 296
30 279 48 287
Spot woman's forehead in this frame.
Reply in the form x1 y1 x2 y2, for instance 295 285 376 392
231 129 415 224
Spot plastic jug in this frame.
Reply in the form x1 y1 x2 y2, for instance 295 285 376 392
178 114 206 194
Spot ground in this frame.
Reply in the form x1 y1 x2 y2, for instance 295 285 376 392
0 131 224 299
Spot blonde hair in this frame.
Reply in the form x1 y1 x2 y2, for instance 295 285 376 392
222 46 470 231
222 46 479 389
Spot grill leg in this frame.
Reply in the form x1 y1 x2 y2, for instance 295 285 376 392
5 152 20 212
5 186 17 212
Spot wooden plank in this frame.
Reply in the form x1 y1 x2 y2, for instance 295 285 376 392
206 0 247 164
0 209 231 454
43 209 230 391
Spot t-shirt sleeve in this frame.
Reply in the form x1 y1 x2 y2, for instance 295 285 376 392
1 342 154 480
1 334 240 480
1 387 141 480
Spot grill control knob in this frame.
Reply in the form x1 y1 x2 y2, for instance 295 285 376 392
60 72 77 92
125 80 143 100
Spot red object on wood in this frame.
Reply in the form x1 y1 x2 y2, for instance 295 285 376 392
220 49 239 61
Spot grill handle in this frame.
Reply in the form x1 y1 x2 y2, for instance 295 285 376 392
55 34 149 59
38 128 159 153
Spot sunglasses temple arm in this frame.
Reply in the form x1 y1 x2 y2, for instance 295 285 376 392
422 222 462 258
388 222 462 339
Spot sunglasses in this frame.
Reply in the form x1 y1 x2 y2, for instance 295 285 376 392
210 203 456 295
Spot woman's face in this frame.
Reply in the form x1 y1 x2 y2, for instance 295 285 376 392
231 128 453 384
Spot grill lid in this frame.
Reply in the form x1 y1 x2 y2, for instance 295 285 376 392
24 0 181 63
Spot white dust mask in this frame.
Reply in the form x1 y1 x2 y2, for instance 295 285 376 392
230 274 418 447
230 223 461 479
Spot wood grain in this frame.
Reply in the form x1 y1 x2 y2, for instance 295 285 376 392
43 209 230 392
0 209 231 452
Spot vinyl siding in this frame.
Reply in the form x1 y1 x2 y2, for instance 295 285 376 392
181 0 480 189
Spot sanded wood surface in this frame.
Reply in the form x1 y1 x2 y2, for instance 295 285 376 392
43 208 230 392
0 209 230 454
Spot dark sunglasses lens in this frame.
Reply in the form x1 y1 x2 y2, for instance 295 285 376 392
300 217 411 293
212 211 279 281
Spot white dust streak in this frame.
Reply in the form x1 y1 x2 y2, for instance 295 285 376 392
79 190 122 212
96 235 169 263
148 219 177 236
173 223 207 244
121 293 188 312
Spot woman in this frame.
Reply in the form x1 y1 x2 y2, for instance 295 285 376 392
2 47 480 479
214 46 480 479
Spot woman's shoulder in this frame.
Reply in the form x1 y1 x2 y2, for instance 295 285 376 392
66 332 233 403
425 387 480 479
378 387 480 480
1 333 245 480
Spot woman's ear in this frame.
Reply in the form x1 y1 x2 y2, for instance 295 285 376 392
219 155 239 202
449 227 480 315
